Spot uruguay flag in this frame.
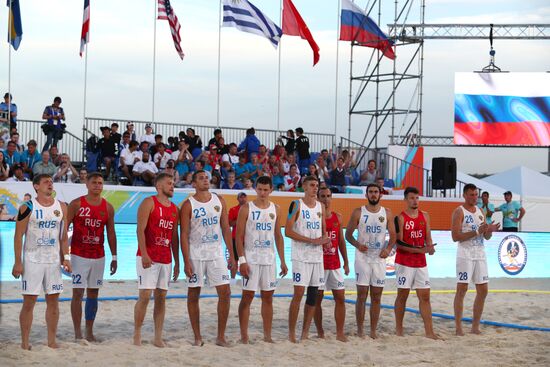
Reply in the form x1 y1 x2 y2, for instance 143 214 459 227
7 0 23 50
222 0 282 48
340 0 395 60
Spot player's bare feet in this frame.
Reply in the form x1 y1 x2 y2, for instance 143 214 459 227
369 330 378 339
470 328 482 335
395 328 404 337
317 331 325 339
215 338 230 347
357 330 366 339
192 338 204 347
133 333 142 346
289 335 298 343
263 337 274 343
20 343 32 351
47 341 60 349
455 328 465 336
75 331 83 340
336 334 348 343
153 339 166 348
239 337 250 344
300 334 309 341
85 333 97 342
425 333 440 340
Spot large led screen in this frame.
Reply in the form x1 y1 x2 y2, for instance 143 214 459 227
454 72 550 146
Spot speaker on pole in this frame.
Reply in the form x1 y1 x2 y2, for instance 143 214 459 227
432 157 457 190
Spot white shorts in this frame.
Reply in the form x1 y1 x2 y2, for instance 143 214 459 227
242 263 277 292
187 258 230 288
395 264 430 289
22 260 63 296
136 256 172 290
71 255 105 289
292 261 325 287
456 258 489 285
319 269 345 291
355 260 386 287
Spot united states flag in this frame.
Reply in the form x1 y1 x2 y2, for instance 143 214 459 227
158 0 184 60
79 0 90 56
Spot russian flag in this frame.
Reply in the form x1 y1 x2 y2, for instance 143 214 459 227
340 0 395 60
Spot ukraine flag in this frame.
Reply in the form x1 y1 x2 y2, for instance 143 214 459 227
7 0 23 50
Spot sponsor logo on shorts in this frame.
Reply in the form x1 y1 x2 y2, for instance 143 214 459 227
498 235 527 276
269 281 277 288
425 280 430 286
222 275 229 281
319 277 325 284
97 280 103 286
52 284 63 291
376 279 385 285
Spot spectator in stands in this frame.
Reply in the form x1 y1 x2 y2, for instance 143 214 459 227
49 146 61 166
376 177 391 195
217 137 229 156
132 151 158 186
221 171 243 190
139 123 155 146
495 191 526 232
221 143 239 170
238 127 260 156
234 154 248 182
295 127 311 174
284 164 301 192
125 122 137 141
245 152 262 182
0 151 9 181
306 163 320 183
178 172 193 188
110 123 122 145
53 154 78 183
205 145 221 172
330 157 347 193
77 168 88 183
163 159 180 183
273 144 286 160
243 177 253 190
359 159 378 186
33 150 56 176
210 174 221 189
207 128 223 151
315 155 330 184
135 141 150 161
266 154 279 172
119 140 140 182
0 93 17 129
153 142 171 170
194 160 212 180
42 96 65 152
257 145 269 165
276 183 285 191
171 140 193 178
320 149 331 167
477 191 495 224
7 164 28 182
98 126 117 179
150 134 164 156
271 165 284 189
20 140 41 178
0 137 5 151
4 141 21 166
279 129 296 155
121 132 131 150
10 132 24 153
184 128 203 159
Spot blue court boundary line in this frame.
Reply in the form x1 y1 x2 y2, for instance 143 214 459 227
1 294 548 332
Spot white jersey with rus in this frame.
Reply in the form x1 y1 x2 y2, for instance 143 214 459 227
356 206 388 264
458 206 486 260
291 199 323 263
188 194 224 261
24 199 63 264
245 201 277 266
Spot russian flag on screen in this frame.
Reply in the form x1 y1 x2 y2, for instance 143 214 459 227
454 73 550 146
340 0 395 60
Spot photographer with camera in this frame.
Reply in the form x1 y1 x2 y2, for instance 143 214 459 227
41 96 66 152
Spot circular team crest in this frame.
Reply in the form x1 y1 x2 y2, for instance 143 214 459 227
498 235 527 276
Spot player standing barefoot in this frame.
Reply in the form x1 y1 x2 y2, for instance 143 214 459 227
236 176 287 344
287 176 331 343
393 187 438 339
346 183 396 339
314 186 350 342
180 170 237 347
452 184 500 336
68 172 117 342
12 174 71 350
133 173 180 347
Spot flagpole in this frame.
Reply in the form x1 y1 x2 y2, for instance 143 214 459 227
82 44 88 160
333 0 341 150
152 0 157 126
7 0 12 128
276 0 283 133
216 0 222 128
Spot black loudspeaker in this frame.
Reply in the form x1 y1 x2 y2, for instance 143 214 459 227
432 157 456 190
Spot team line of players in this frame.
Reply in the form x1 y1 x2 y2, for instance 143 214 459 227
12 172 500 350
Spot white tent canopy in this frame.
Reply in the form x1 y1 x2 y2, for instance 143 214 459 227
483 166 550 197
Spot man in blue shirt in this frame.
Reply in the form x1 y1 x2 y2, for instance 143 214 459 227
477 191 495 224
42 96 65 152
238 127 260 156
0 93 17 129
4 141 21 166
20 140 41 178
495 191 525 232
244 152 262 182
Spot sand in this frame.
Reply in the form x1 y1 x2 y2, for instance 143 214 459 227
1 278 549 367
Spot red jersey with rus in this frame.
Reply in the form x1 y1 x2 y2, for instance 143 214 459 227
137 196 178 264
71 196 109 259
229 204 241 239
323 211 341 270
395 210 427 268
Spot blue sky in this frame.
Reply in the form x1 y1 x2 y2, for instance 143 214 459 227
1 0 549 174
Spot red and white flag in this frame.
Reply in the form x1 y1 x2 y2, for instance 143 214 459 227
79 0 90 57
282 0 320 66
158 0 184 60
